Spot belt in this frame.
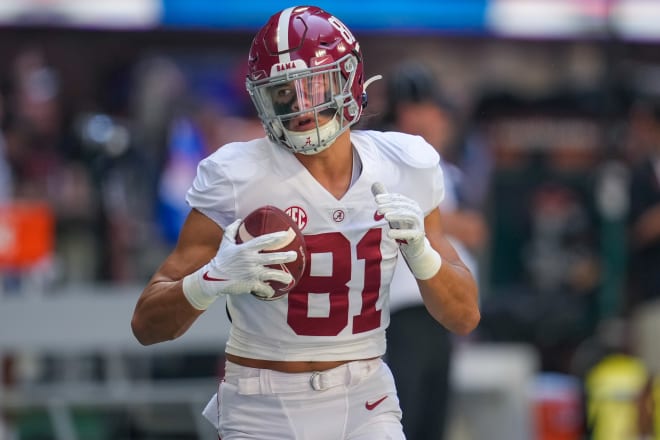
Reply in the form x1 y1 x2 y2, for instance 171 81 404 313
224 358 382 395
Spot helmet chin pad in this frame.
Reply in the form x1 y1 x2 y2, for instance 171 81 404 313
279 117 341 155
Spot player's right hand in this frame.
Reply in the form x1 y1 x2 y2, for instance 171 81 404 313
182 219 297 309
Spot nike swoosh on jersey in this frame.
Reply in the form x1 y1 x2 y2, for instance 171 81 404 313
374 211 385 221
365 396 388 411
202 271 228 282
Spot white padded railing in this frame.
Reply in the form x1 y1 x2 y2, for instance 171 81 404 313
0 284 230 440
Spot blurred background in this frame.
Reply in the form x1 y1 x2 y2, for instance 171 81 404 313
1 0 660 439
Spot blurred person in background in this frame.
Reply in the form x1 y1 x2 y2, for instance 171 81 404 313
472 91 602 376
376 61 488 440
3 48 99 285
131 6 480 439
623 94 660 440
5 49 69 203
152 56 265 248
626 94 660 311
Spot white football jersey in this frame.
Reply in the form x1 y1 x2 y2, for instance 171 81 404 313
186 130 444 361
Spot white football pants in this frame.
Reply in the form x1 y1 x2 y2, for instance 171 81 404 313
203 358 405 439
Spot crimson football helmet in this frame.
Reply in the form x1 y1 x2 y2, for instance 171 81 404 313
247 6 377 154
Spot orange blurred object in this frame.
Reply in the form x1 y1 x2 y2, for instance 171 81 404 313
0 202 55 269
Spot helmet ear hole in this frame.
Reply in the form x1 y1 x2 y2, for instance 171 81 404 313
361 92 368 109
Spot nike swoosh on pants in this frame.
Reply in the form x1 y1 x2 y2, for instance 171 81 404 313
365 395 388 411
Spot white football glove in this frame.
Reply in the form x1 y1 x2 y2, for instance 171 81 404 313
372 182 442 280
182 219 298 309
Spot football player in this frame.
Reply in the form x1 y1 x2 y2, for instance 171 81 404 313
131 6 480 439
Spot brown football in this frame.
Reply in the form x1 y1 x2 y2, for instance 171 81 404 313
235 205 307 300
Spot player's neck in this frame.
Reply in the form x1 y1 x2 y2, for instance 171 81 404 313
295 131 354 199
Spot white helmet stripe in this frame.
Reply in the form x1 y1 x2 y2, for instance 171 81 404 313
277 7 295 64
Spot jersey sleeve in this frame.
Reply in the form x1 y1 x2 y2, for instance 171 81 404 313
429 162 445 214
381 131 445 215
185 156 236 229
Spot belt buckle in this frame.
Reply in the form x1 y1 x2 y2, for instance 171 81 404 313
309 371 327 391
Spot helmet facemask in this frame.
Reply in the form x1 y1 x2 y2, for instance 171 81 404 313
247 54 360 155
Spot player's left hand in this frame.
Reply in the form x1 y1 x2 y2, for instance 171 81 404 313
372 182 442 280
373 188 425 244
372 182 426 249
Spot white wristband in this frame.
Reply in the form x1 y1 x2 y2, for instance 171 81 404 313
182 270 216 311
403 237 442 280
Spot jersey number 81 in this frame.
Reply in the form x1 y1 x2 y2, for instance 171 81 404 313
287 229 383 336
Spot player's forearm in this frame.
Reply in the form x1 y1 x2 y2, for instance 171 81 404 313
418 261 480 335
131 279 203 345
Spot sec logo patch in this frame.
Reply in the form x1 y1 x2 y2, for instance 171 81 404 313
285 206 308 231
